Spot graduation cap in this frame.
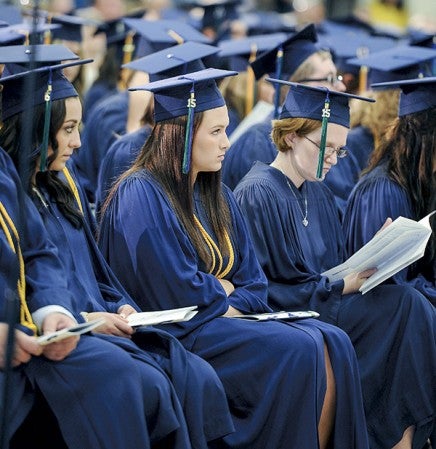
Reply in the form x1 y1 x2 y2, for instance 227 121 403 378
371 76 436 116
218 32 289 71
123 41 219 81
346 45 436 86
187 0 240 32
0 44 92 170
0 26 26 46
0 4 23 26
236 11 295 36
266 78 375 178
7 21 61 45
130 68 237 173
50 14 97 43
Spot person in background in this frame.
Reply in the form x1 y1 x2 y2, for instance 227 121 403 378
324 44 436 214
233 79 436 449
343 76 436 306
98 67 370 449
221 23 346 190
0 45 235 449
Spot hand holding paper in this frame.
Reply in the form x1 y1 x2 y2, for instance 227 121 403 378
323 211 434 294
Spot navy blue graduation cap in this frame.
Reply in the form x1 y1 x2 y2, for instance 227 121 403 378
130 68 237 173
7 21 61 45
0 26 26 46
50 14 96 43
218 32 288 71
187 0 240 32
123 41 219 81
250 24 319 80
266 78 374 178
347 45 436 85
371 76 436 116
236 11 295 36
0 44 92 170
0 5 23 26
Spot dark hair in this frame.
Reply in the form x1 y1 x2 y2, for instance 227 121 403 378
103 113 233 269
365 107 436 273
0 98 83 228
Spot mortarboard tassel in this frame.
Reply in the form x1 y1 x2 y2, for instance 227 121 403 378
273 46 283 119
316 91 330 179
245 43 257 116
182 84 196 174
40 69 53 172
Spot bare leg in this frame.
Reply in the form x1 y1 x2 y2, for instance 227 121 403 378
318 344 336 449
392 426 415 449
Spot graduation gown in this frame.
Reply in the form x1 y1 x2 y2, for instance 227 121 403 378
96 125 152 212
342 162 436 305
0 149 152 449
98 167 370 449
324 126 374 215
234 161 436 449
72 91 128 203
30 165 234 448
221 116 277 190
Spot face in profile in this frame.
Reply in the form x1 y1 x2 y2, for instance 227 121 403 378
190 105 230 178
47 97 82 172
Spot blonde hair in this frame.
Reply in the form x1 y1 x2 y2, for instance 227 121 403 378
271 117 322 152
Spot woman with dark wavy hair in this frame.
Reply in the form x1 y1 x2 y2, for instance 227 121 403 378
343 77 436 305
0 47 235 449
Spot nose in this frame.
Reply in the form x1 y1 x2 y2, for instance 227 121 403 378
71 130 81 149
222 132 231 152
325 151 338 166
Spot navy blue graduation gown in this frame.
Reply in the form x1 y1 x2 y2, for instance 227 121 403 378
96 126 151 211
234 161 436 449
342 162 436 304
72 91 128 203
221 116 277 190
82 81 118 124
30 165 234 448
98 168 370 449
0 149 152 448
324 126 374 215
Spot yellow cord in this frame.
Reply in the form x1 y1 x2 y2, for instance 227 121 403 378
193 214 234 279
0 201 37 333
62 167 83 214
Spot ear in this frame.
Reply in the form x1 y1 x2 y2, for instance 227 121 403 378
284 132 297 147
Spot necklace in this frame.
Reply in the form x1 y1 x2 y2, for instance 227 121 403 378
279 169 309 227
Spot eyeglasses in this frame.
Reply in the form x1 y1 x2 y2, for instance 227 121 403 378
304 136 348 158
296 74 344 87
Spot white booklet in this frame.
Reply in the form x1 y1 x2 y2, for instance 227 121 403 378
127 306 198 328
231 310 320 321
322 211 434 294
37 318 106 346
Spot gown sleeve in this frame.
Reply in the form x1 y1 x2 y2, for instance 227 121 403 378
343 171 436 303
234 176 345 320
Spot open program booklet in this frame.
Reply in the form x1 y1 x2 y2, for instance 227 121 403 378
127 306 198 328
322 211 434 294
37 318 106 346
231 311 320 321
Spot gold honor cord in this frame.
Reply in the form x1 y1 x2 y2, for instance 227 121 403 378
193 215 234 279
0 202 37 334
62 167 84 214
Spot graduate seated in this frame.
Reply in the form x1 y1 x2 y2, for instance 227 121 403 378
98 68 370 449
233 79 436 449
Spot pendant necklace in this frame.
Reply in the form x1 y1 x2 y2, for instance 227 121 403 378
279 169 309 227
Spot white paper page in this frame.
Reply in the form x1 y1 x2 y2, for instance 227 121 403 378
127 306 198 327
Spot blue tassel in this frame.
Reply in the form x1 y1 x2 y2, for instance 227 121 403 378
40 70 53 172
182 86 196 174
316 92 330 179
273 46 283 119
